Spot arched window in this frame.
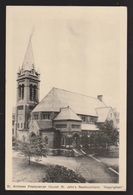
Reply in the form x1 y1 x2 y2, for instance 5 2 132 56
30 132 36 138
44 136 49 144
61 137 65 145
29 85 37 102
72 134 80 148
30 84 33 101
22 84 24 100
34 85 37 102
19 85 21 100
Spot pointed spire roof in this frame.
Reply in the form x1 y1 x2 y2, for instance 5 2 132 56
21 37 35 71
36 67 40 75
17 66 21 74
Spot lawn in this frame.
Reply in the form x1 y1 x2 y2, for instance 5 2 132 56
13 157 47 182
94 148 119 172
76 156 118 183
12 154 118 183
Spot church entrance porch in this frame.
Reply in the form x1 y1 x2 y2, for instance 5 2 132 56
72 134 81 149
60 133 82 149
60 134 73 149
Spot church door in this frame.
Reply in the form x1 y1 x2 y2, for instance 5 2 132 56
72 134 80 148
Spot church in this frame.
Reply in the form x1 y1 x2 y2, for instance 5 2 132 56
13 37 117 151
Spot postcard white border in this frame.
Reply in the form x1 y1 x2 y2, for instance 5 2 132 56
6 6 127 191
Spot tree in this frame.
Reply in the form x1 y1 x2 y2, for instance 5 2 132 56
110 129 119 146
90 132 100 147
15 135 48 165
96 120 119 147
97 120 114 132
12 135 17 146
82 132 89 149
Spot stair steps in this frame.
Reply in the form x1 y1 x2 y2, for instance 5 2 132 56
73 149 86 157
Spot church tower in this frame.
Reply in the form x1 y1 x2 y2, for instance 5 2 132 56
15 37 40 140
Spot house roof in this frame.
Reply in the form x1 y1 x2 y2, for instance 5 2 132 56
36 120 53 130
54 107 82 121
33 87 106 116
81 123 99 131
96 107 111 122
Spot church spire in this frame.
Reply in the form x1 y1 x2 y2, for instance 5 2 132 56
21 36 35 71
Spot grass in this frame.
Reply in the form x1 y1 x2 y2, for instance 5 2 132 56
94 155 119 172
77 156 118 183
13 154 119 183
13 157 47 182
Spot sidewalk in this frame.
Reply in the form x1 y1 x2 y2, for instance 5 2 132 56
88 154 119 174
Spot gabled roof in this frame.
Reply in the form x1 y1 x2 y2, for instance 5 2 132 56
21 38 35 71
36 120 53 130
29 120 53 132
33 87 106 116
96 107 111 122
54 107 82 121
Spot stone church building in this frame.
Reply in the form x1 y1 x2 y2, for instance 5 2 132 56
13 38 117 150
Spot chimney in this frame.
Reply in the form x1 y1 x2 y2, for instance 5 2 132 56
97 95 103 101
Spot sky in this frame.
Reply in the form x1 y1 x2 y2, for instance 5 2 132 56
6 6 127 111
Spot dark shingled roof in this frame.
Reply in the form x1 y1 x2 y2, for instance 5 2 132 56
32 87 107 116
36 120 53 130
54 107 82 121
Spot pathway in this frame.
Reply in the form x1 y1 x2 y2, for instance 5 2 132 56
13 151 118 183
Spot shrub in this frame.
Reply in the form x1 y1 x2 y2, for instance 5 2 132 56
60 149 74 157
52 149 60 156
42 165 86 183
65 150 74 157
12 136 17 147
